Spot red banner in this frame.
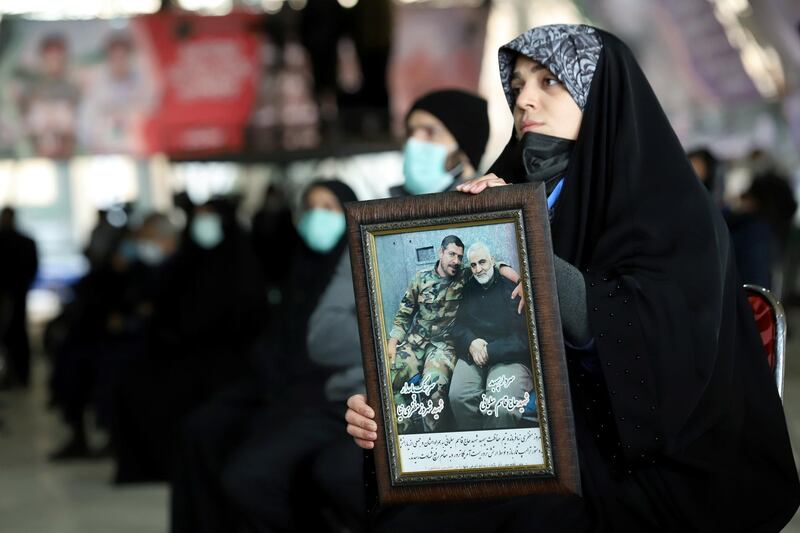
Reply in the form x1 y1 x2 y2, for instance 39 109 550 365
140 14 262 156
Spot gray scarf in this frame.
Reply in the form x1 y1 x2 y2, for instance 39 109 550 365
498 24 602 111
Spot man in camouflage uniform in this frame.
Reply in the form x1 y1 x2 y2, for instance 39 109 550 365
388 235 466 433
388 236 520 433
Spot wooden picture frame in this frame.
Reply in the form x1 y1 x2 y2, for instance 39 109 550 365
345 183 580 505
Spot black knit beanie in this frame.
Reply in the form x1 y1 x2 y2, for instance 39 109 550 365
406 89 490 170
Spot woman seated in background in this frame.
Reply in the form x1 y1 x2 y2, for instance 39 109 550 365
345 23 800 532
113 198 267 483
171 179 365 533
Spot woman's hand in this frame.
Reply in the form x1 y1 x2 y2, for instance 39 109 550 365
456 173 508 194
346 394 378 449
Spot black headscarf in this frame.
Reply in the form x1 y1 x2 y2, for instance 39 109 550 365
289 179 355 310
491 25 799 531
304 179 359 214
282 179 356 349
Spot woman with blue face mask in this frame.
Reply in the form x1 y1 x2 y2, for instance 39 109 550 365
171 180 359 533
280 179 357 361
296 181 352 254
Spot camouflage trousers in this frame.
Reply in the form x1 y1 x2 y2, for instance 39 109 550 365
390 340 456 433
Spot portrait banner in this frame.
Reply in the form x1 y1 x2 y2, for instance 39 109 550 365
0 17 160 158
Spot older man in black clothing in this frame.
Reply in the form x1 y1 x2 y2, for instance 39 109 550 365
448 241 534 430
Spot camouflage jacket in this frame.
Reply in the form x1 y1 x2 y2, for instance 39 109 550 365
388 262 469 346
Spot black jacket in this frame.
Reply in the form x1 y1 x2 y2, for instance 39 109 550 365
450 269 529 367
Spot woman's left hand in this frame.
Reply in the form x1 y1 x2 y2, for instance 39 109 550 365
456 173 508 194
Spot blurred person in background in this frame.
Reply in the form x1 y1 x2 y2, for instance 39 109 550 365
250 183 298 325
742 150 797 264
133 213 181 271
44 208 129 366
94 214 181 449
0 207 38 389
724 149 797 290
391 89 490 197
724 195 776 289
219 180 360 533
687 147 719 195
48 225 135 459
84 207 131 271
171 180 357 533
48 213 180 459
687 147 773 288
113 198 266 483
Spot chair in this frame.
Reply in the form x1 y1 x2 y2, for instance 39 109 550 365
743 284 786 399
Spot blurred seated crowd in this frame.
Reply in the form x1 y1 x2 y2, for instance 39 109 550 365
38 178 373 532
0 88 495 533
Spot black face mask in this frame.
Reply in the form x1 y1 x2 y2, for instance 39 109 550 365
521 132 575 195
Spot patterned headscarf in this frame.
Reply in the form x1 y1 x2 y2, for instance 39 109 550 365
498 24 603 111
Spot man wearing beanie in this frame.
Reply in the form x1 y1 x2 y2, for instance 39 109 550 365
391 89 490 197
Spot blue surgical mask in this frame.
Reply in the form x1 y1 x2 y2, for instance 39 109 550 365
136 240 167 266
190 213 224 250
297 208 346 253
402 138 461 195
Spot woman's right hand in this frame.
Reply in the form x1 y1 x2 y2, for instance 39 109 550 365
346 394 378 449
456 173 509 194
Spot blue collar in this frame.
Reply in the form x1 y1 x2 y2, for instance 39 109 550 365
547 178 565 211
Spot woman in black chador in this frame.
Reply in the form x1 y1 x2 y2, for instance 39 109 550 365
346 24 800 531
113 198 267 483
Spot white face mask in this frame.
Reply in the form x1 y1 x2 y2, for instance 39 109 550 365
190 213 224 249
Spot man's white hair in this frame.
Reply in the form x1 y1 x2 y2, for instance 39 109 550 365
467 241 493 260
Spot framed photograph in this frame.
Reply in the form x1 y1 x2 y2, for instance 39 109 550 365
345 183 580 505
